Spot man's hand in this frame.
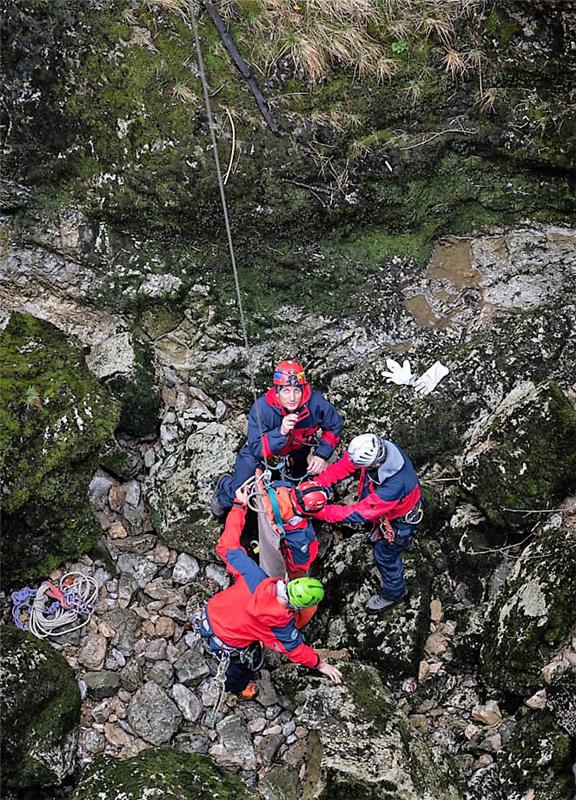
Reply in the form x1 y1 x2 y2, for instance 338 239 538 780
307 454 327 475
280 413 299 436
317 660 342 684
234 484 250 506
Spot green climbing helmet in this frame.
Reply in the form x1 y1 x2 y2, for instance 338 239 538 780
287 577 325 609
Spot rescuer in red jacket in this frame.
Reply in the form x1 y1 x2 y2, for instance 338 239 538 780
199 485 342 697
314 434 423 615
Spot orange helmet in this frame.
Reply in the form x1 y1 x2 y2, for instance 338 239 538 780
273 360 307 387
293 480 329 514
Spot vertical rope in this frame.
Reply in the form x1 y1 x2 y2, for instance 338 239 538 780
188 2 270 470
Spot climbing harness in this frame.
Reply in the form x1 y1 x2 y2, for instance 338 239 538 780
369 502 424 545
195 608 264 723
11 572 98 639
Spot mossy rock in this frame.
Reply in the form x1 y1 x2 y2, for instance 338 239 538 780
0 312 120 586
479 521 576 695
106 338 160 438
497 711 574 800
459 381 576 530
69 746 257 800
0 625 81 789
290 663 464 799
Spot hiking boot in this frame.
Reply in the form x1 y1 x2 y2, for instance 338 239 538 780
239 682 258 700
209 474 232 520
365 591 408 614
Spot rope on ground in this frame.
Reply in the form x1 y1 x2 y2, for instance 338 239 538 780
12 572 98 639
187 1 271 473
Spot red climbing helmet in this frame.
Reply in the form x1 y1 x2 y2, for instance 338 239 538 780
273 360 307 387
293 480 329 514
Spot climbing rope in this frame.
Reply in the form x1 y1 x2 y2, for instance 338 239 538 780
187 2 271 473
11 572 98 639
208 651 231 726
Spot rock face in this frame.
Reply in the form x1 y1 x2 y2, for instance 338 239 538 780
0 625 81 790
69 747 258 799
459 381 576 529
0 313 120 585
285 663 464 799
479 516 576 694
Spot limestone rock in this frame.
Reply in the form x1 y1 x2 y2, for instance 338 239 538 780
84 671 120 700
127 682 182 745
116 554 158 588
291 663 464 798
69 747 258 799
479 520 576 694
172 553 200 584
174 649 211 686
215 716 257 770
78 635 108 670
0 626 80 789
171 684 202 723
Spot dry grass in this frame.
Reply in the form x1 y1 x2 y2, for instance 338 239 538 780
143 0 487 88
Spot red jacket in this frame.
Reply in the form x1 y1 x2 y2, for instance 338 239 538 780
315 444 421 525
208 505 320 669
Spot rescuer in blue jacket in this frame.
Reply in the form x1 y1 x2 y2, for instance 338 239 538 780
210 360 342 517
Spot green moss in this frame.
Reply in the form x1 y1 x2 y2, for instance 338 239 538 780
0 313 120 586
108 338 160 438
0 626 81 789
70 747 257 799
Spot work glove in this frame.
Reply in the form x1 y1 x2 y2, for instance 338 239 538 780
382 358 416 386
412 361 449 395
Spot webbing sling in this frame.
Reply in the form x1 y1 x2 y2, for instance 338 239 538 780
267 484 287 540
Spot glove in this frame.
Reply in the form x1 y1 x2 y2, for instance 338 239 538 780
382 358 416 386
412 361 449 395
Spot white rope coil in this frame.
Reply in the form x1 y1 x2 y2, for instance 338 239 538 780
28 572 99 639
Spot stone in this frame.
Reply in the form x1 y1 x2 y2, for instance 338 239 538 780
89 470 118 513
425 631 449 656
78 634 108 670
205 564 229 590
106 520 128 539
171 684 203 723
155 617 176 639
256 733 284 765
151 542 171 565
173 732 210 754
144 578 184 603
145 639 167 661
0 626 81 789
172 553 200 584
118 574 138 607
116 554 158 588
80 729 105 756
215 716 257 770
147 661 174 688
120 661 142 693
174 650 211 685
259 764 300 800
256 674 281 708
100 448 144 481
127 682 182 745
84 671 120 700
418 660 431 682
248 718 267 734
104 722 132 748
108 484 128 512
123 479 141 507
526 689 547 710
430 598 443 622
471 700 502 727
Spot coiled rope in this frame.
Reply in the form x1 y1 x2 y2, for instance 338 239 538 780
11 572 98 639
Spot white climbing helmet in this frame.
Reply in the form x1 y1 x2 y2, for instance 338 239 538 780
347 434 387 467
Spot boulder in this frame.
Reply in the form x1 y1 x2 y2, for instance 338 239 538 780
127 682 182 745
496 712 574 800
69 747 258 799
316 532 432 676
283 663 464 799
479 518 576 695
86 334 160 438
459 381 576 529
0 625 80 789
0 313 120 585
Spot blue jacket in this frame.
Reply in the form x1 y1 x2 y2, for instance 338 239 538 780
247 385 342 462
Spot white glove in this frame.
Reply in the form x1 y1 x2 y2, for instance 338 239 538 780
382 358 416 386
412 361 449 395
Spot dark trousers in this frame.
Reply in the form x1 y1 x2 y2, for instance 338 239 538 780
373 519 414 600
217 443 310 508
224 658 255 694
